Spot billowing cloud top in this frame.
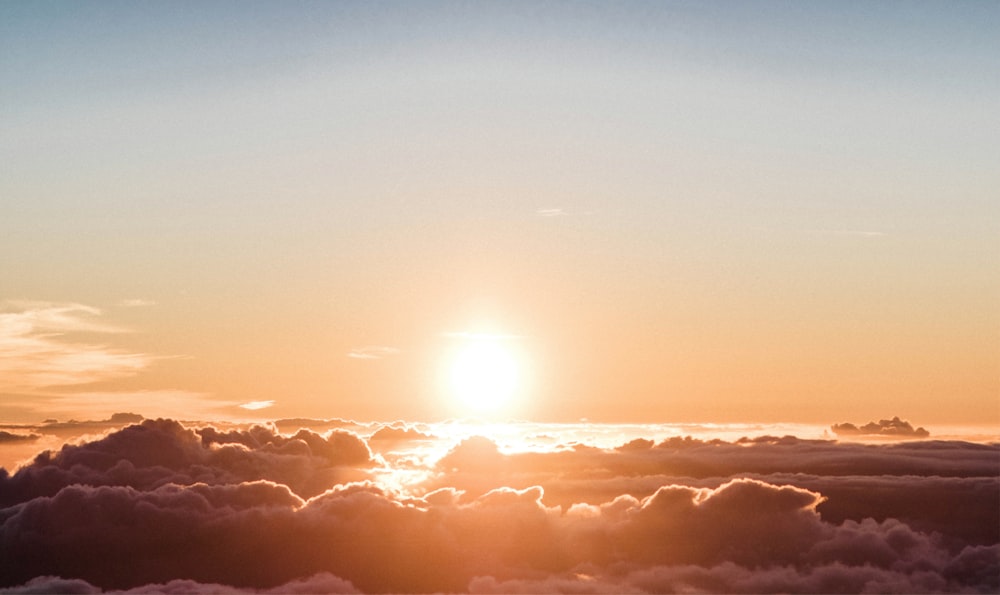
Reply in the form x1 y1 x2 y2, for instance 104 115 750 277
832 416 930 438
0 419 996 593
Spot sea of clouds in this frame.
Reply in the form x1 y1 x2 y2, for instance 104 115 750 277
0 417 997 593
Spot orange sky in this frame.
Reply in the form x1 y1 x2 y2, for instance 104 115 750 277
1 2 998 425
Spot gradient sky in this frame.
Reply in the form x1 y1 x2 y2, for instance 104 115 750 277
2 0 997 424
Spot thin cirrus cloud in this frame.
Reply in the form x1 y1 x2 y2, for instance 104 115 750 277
117 298 158 308
802 229 888 237
0 302 151 391
0 302 227 422
346 346 401 360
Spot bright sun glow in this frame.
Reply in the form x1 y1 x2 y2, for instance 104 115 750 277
448 335 521 416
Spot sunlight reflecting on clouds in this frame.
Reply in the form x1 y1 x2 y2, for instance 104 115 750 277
363 420 840 498
0 417 997 592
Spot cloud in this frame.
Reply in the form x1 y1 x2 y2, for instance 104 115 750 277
346 346 400 360
429 434 998 495
0 573 359 594
0 431 37 444
273 418 358 433
239 400 275 411
0 303 151 391
117 299 157 308
802 229 887 237
32 412 143 435
422 434 1000 549
0 302 223 424
369 423 433 443
0 301 126 335
41 390 227 422
536 208 565 217
0 418 376 509
0 421 996 593
832 416 930 438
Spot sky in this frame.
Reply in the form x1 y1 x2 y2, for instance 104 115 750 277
2 0 999 426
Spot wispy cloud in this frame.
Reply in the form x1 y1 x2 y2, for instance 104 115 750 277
239 400 275 411
802 229 887 237
536 208 565 217
347 346 401 360
118 298 157 308
0 302 151 391
2 301 127 334
0 302 222 422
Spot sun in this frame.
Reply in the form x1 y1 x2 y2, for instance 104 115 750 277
448 334 521 416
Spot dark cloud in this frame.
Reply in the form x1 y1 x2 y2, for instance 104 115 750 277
3 475 995 593
0 572 359 594
765 473 1000 547
419 435 1000 560
438 434 997 484
0 575 100 594
0 432 37 444
0 421 996 593
3 412 147 440
0 418 374 506
832 416 930 438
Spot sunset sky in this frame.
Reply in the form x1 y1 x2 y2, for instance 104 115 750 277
2 4 999 594
2 0 998 426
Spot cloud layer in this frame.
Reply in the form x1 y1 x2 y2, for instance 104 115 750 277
0 420 996 593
